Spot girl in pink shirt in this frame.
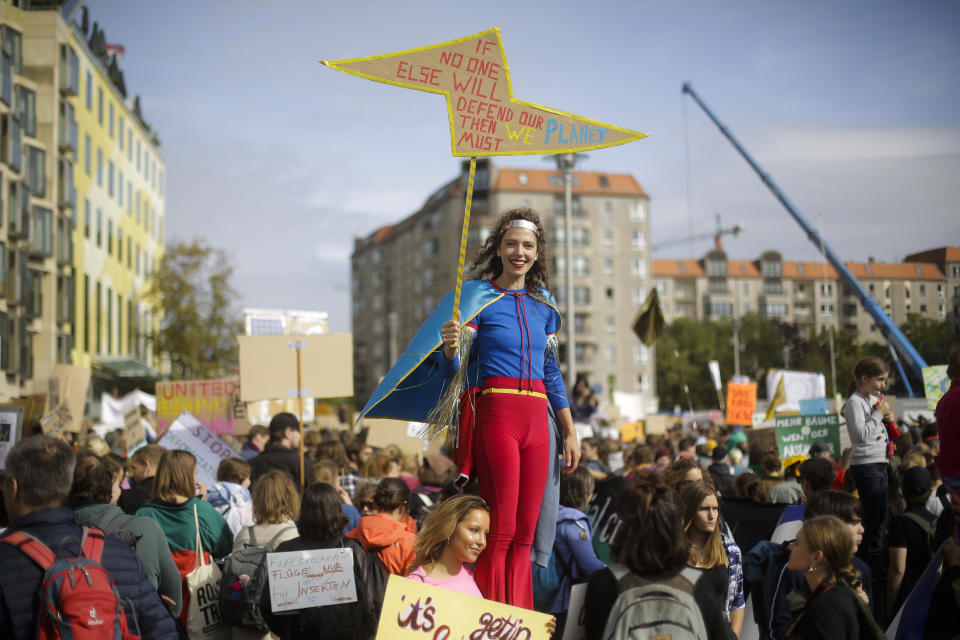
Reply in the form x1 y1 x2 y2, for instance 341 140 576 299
408 495 490 598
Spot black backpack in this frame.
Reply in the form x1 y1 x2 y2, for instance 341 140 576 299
218 525 296 630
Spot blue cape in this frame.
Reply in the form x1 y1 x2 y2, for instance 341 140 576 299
357 279 560 422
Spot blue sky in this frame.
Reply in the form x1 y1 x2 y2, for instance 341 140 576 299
88 0 960 332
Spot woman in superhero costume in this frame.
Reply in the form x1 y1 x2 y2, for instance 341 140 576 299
438 208 580 607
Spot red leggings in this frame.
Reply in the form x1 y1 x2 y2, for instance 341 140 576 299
474 377 549 608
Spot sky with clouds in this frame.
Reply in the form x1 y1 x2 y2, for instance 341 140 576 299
87 0 960 332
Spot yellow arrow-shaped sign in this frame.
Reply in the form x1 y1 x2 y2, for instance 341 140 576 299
322 27 648 157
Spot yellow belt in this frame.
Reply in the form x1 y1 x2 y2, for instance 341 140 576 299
480 387 547 399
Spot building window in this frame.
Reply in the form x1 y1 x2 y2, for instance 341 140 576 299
820 303 834 316
97 148 103 185
919 284 926 296
603 229 613 247
761 260 782 277
84 135 91 174
85 72 92 110
118 117 124 149
2 27 22 74
631 259 647 278
96 210 102 247
108 161 114 196
117 228 123 262
574 286 591 305
573 256 590 277
423 266 434 287
765 303 788 317
26 146 45 197
629 201 645 222
97 87 103 124
709 279 727 294
710 302 733 317
84 200 90 238
631 230 645 250
602 201 613 221
29 207 54 257
706 259 726 277
820 283 833 296
108 102 114 137
764 280 782 295
605 345 616 363
118 171 123 206
603 259 614 276
605 287 614 303
632 288 643 305
634 344 649 364
17 86 36 137
107 220 113 255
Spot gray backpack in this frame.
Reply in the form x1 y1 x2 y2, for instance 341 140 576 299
602 563 709 640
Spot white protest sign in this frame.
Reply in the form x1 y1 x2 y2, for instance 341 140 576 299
155 411 234 488
267 548 357 613
562 583 588 640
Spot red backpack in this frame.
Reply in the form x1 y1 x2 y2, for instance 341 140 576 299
1 526 141 639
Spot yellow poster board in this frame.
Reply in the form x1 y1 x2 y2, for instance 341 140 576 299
322 28 646 157
375 574 552 640
726 382 757 426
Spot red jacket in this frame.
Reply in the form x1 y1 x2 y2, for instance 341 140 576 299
346 513 416 575
936 380 960 477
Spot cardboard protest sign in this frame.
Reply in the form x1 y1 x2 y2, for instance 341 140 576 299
619 421 643 444
562 584 588 640
238 334 353 402
376 574 553 640
156 412 234 488
322 28 646 157
746 426 778 458
156 378 248 436
922 365 949 410
267 548 357 613
644 414 669 436
364 418 442 456
0 405 24 471
774 414 843 459
124 406 145 449
764 370 826 414
726 382 757 426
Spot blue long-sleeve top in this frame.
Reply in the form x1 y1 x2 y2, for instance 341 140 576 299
438 284 569 412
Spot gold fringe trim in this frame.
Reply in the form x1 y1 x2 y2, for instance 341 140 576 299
419 325 476 441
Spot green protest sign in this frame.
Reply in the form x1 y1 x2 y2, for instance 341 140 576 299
774 413 843 459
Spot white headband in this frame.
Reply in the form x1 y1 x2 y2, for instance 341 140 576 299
507 219 539 234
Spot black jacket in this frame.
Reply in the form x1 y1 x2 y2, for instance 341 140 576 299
118 476 155 515
250 443 310 483
265 535 385 640
708 462 737 498
0 507 178 640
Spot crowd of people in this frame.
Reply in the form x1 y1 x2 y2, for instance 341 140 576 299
0 349 955 639
0 205 957 639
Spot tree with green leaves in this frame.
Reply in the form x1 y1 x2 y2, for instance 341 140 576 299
146 239 243 380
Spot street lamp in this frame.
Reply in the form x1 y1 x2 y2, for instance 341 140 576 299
549 152 586 387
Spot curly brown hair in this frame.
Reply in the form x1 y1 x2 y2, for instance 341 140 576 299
470 208 550 295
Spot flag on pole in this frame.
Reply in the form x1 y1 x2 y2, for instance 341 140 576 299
764 374 786 421
632 288 665 346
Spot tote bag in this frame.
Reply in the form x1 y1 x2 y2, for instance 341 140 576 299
184 503 229 640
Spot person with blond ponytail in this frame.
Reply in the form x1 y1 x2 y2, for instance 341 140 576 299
782 515 862 639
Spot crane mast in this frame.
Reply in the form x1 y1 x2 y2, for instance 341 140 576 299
682 82 927 394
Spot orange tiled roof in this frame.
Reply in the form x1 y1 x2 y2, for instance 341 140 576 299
848 262 943 280
652 259 704 277
728 260 761 277
654 258 944 281
783 262 840 280
494 168 648 197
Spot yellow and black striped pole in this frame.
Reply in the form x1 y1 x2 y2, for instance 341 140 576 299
452 157 477 320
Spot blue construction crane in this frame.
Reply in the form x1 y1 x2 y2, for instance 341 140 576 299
682 82 927 396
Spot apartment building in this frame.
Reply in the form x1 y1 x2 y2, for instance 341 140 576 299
652 246 957 340
0 0 164 401
351 159 657 414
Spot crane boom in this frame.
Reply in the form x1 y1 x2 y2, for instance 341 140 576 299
682 82 928 390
